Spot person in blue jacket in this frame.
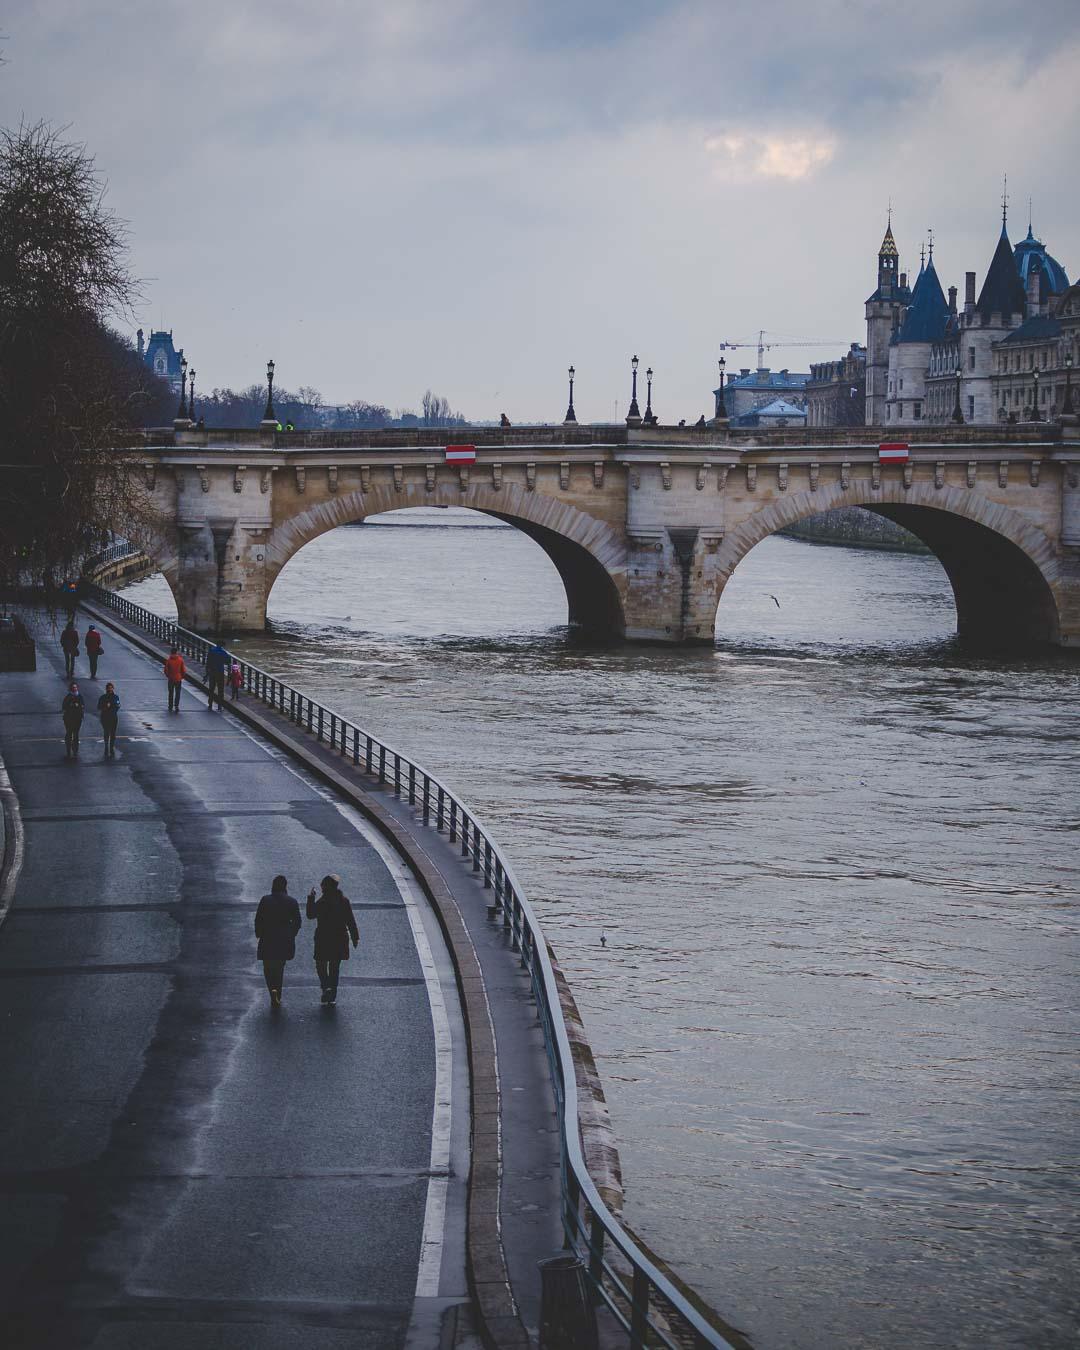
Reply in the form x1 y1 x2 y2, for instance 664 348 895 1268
205 643 228 710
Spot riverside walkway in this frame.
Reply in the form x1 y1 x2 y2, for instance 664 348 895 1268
0 609 552 1349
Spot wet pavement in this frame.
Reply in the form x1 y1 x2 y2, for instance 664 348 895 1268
0 612 471 1349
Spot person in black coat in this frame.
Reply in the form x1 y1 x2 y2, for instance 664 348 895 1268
254 875 302 1009
306 874 359 1006
61 683 85 758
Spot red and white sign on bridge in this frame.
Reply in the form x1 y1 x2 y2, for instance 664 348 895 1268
444 445 476 464
878 442 910 463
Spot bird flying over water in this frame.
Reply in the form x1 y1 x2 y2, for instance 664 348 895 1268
769 595 781 608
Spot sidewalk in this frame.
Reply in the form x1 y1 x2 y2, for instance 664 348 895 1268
0 610 473 1349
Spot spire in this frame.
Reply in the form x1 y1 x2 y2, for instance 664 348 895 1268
878 214 898 258
927 226 934 262
1001 173 1009 236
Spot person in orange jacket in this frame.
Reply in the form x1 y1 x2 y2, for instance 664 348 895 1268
163 646 186 712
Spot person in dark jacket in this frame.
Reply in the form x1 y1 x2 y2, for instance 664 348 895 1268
60 621 80 678
306 874 359 1005
85 625 103 679
97 682 120 758
205 643 228 710
62 683 85 758
255 875 303 1008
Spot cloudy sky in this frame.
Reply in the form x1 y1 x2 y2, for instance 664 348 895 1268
3 1 1078 422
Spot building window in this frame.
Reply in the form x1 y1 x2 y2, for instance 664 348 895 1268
914 401 922 420
968 395 975 419
968 346 975 370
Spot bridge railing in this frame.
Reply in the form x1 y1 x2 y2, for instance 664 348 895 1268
84 580 736 1350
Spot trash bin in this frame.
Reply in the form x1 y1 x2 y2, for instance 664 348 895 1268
538 1254 598 1350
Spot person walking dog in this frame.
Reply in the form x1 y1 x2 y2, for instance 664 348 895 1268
254 875 302 1009
60 621 79 678
163 646 186 712
85 625 103 679
205 642 228 710
306 875 359 1006
97 682 121 758
62 683 85 758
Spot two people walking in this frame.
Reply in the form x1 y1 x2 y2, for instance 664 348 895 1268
61 681 121 758
59 622 103 679
254 874 359 1008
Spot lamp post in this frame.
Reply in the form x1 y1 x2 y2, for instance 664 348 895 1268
1032 367 1040 423
263 359 276 424
643 366 657 426
176 356 189 422
564 366 577 424
951 365 964 424
715 357 728 420
625 355 642 426
1063 352 1075 418
187 368 196 421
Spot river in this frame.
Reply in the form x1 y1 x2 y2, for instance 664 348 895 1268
123 509 1080 1349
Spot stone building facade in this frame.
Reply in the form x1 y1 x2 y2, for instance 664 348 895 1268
716 367 810 424
807 343 866 427
137 329 186 392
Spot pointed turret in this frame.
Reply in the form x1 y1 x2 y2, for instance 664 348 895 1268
898 258 949 344
976 224 1027 324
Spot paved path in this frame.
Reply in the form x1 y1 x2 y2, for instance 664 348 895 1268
0 612 472 1349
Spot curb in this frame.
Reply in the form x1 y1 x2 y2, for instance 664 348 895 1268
80 600 531 1350
0 753 26 936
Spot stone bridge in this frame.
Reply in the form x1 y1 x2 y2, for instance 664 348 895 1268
129 421 1080 648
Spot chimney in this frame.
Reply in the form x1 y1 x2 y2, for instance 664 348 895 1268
965 271 976 314
948 286 957 316
1026 267 1040 316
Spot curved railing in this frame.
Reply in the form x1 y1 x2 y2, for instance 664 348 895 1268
84 578 736 1350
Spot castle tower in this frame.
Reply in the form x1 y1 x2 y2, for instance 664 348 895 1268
865 216 908 426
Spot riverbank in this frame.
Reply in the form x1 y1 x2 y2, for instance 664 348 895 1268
778 506 929 553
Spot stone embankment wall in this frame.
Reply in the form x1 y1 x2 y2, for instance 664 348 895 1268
779 507 928 553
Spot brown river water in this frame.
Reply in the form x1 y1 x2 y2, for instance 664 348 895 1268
124 509 1080 1349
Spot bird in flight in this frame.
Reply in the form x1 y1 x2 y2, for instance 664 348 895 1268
768 595 781 608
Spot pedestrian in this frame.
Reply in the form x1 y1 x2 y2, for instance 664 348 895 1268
306 875 359 1006
97 681 121 758
163 646 186 712
254 875 303 1009
60 620 80 678
85 624 103 679
62 682 85 759
205 642 228 710
228 660 243 701
62 579 79 622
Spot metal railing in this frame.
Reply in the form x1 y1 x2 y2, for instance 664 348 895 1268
84 580 735 1350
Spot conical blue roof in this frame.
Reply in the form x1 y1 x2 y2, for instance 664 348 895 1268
977 227 1027 322
897 258 948 343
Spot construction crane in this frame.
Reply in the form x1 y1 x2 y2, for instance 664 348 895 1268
718 330 848 369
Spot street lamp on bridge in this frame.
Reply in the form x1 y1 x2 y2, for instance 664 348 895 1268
176 355 189 423
715 356 728 420
187 368 196 422
564 366 577 424
951 365 964 424
643 366 657 426
263 359 276 425
625 355 642 427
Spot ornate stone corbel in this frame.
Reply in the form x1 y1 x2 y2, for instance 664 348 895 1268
233 465 246 494
660 462 672 491
260 469 272 494
777 463 789 492
998 460 1009 489
361 465 371 493
716 465 729 492
426 463 436 492
746 464 757 492
559 461 570 490
699 529 724 553
903 463 913 489
966 461 977 488
840 461 851 491
459 466 470 493
627 528 665 553
809 462 819 491
871 462 881 490
1029 459 1041 487
393 463 404 492
696 463 709 491
629 466 641 490
197 465 209 493
142 462 156 492
593 462 604 488
934 461 945 489
295 466 306 494
328 465 338 493
492 462 503 489
526 462 537 492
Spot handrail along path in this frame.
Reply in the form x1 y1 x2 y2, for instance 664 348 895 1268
86 572 736 1350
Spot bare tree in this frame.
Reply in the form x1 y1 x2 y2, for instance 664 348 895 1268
0 120 166 590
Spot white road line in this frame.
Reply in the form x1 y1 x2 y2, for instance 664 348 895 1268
331 800 454 1298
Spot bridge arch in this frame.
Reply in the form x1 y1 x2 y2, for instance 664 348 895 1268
714 479 1063 646
263 483 629 636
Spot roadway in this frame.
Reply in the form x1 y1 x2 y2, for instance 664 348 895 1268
0 611 473 1349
